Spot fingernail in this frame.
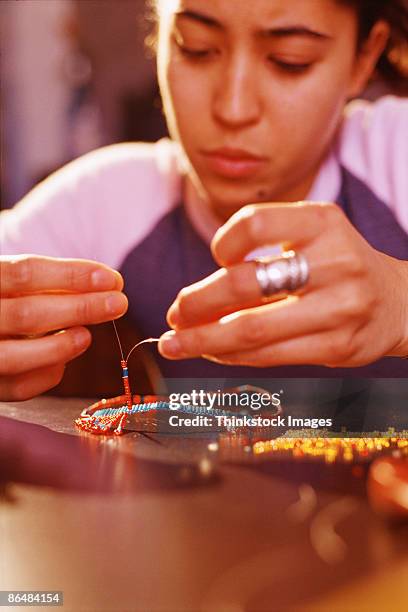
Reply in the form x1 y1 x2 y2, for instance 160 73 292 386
91 268 121 291
202 354 224 364
167 303 180 327
159 331 182 358
105 293 128 315
72 327 91 350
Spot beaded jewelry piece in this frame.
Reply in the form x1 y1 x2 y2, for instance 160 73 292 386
75 322 249 436
76 394 235 436
75 322 163 435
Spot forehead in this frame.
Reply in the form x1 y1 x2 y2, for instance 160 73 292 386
158 0 343 31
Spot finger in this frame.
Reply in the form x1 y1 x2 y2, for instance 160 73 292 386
0 327 92 375
167 263 264 329
159 294 332 360
211 202 341 266
167 252 327 330
0 292 128 335
368 457 408 518
201 331 348 368
0 363 66 401
0 255 124 296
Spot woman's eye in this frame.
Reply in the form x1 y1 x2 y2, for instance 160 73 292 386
270 58 312 73
177 45 214 59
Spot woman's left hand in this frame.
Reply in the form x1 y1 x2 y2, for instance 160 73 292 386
158 202 408 367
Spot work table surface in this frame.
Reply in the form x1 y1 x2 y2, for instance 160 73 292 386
0 397 407 612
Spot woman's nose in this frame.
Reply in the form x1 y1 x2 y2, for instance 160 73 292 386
212 55 262 129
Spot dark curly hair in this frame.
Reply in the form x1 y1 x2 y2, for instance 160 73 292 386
148 0 408 93
342 0 408 92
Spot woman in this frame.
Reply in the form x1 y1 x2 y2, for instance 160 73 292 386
1 0 408 400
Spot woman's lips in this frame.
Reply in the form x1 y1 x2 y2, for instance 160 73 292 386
201 149 267 179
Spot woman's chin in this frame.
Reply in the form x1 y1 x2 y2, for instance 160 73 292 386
186 169 282 219
204 184 279 216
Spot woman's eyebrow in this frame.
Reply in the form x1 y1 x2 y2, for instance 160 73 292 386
259 26 332 40
174 10 224 30
174 11 331 41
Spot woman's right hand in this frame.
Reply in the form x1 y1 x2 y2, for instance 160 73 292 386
0 255 128 401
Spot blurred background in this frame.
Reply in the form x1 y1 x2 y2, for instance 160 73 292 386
1 0 168 210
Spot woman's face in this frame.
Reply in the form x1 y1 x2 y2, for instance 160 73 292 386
156 0 375 217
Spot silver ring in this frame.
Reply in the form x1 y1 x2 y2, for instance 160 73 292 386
255 250 310 298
